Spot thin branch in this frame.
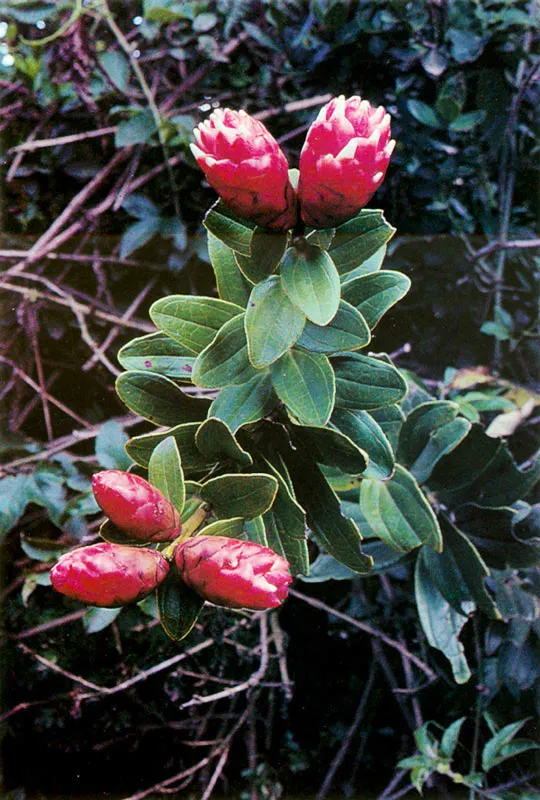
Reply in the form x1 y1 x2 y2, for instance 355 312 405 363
471 237 540 261
8 126 117 153
0 413 139 472
180 613 270 710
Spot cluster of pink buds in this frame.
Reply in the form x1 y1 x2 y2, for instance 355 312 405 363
51 471 292 612
191 95 395 231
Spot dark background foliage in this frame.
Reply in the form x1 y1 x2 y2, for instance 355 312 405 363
0 1 539 798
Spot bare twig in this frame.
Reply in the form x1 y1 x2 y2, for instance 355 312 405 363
9 126 117 154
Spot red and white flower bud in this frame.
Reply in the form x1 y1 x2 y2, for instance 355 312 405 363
92 471 181 542
298 95 395 228
191 108 298 232
50 543 170 607
175 536 292 610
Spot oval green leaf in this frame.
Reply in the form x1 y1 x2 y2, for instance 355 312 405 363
203 199 254 255
280 243 340 325
271 349 335 426
200 473 278 520
289 423 368 476
296 300 371 354
284 449 372 574
117 332 195 381
209 372 276 432
360 465 442 553
333 354 407 411
207 232 251 307
126 423 215 474
329 209 395 276
116 371 210 426
235 226 288 284
192 313 259 389
245 276 306 368
195 417 253 468
150 295 243 354
148 436 185 515
341 270 411 329
158 568 204 642
331 407 395 480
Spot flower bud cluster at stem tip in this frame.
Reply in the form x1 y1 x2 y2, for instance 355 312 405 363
191 95 395 231
92 470 182 542
175 536 293 610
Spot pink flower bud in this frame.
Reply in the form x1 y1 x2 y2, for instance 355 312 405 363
175 536 292 610
298 95 395 228
50 543 170 607
92 471 181 543
191 108 298 232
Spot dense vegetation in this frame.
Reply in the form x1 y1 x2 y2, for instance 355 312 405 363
1 2 539 798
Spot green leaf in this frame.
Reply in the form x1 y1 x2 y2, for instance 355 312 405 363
407 99 443 129
280 243 340 326
197 517 245 538
209 372 276 432
192 314 258 388
256 456 309 575
207 232 250 306
331 408 395 480
341 245 387 284
304 542 407 582
235 226 288 283
482 720 538 771
415 551 472 683
115 109 157 147
195 417 253 467
296 300 371 354
435 74 466 123
120 217 161 259
422 516 500 619
341 271 411 329
158 567 204 642
116 371 210 426
203 199 254 255
430 424 540 507
99 50 131 92
83 606 122 635
200 473 278 520
399 401 461 463
150 295 243 355
117 332 195 381
360 465 442 552
289 423 368 476
440 717 466 759
333 354 407 411
244 516 269 547
370 405 405 453
271 349 335 426
126 423 215 474
245 276 306 368
122 194 158 220
399 402 471 485
148 436 185 515
448 109 486 132
95 420 132 470
410 419 472 485
328 210 395 276
284 451 372 573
